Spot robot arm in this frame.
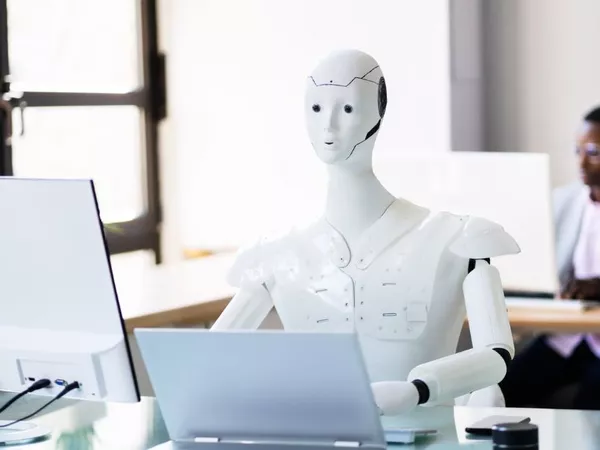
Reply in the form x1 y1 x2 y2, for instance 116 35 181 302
211 284 273 330
406 217 519 406
406 259 514 406
374 217 520 413
210 241 275 330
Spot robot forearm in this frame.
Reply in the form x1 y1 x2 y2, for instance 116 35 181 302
406 259 514 405
211 285 273 330
406 346 509 405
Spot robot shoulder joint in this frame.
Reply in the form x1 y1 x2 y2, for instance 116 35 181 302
449 216 520 259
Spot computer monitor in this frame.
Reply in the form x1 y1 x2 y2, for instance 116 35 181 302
373 151 557 295
0 177 139 404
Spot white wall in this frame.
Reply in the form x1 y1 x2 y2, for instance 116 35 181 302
165 0 453 250
483 0 600 187
449 0 484 153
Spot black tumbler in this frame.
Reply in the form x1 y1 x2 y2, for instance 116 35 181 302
492 422 539 449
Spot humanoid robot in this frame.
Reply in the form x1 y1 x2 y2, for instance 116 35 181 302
212 49 520 415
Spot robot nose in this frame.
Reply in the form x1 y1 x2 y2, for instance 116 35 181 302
324 110 338 130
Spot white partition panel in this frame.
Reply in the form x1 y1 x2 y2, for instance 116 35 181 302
374 151 557 293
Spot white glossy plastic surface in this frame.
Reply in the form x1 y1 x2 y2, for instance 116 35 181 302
0 420 52 445
462 261 514 355
212 50 518 415
0 178 138 402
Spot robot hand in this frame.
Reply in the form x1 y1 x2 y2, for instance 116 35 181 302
465 384 506 407
371 381 420 416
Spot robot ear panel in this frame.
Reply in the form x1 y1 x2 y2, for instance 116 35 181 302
378 76 387 119
362 75 387 142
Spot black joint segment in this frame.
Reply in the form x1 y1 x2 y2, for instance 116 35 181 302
468 259 475 273
411 379 430 405
378 76 387 118
364 120 381 141
493 347 512 368
467 258 491 273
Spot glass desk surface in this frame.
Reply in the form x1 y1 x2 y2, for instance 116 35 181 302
0 394 598 449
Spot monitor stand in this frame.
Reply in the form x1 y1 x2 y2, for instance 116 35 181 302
0 420 52 445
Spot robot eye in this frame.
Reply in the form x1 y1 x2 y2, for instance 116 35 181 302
344 104 353 113
312 104 321 113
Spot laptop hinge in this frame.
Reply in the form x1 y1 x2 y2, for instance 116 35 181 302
190 437 360 447
193 437 220 443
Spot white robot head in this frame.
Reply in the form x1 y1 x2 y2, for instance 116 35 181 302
305 49 387 168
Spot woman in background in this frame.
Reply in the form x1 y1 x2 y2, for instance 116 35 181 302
500 106 600 410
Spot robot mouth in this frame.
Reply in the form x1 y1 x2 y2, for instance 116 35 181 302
325 141 334 145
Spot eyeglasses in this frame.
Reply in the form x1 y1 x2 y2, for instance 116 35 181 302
576 142 600 161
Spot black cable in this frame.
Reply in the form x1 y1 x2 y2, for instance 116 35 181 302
0 381 80 428
0 379 52 415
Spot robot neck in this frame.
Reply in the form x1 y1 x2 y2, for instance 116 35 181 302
325 163 395 246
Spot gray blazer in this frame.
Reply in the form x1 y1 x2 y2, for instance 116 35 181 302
554 181 589 291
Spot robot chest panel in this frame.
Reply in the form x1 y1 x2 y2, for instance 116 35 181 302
271 244 461 341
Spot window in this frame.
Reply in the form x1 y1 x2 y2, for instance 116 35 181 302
0 0 165 262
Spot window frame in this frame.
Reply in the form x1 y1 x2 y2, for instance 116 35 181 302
0 0 165 263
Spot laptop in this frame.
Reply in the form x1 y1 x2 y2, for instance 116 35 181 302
135 329 387 449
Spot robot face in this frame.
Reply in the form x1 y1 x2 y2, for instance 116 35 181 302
304 50 385 166
305 80 379 164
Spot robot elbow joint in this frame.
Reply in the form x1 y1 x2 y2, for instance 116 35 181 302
492 347 512 369
411 379 431 405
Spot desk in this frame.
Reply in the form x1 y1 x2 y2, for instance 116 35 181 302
113 253 236 332
3 396 600 449
508 307 600 333
114 254 600 334
110 254 236 396
469 306 600 335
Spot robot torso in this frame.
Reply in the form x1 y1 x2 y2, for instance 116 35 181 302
229 199 482 382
